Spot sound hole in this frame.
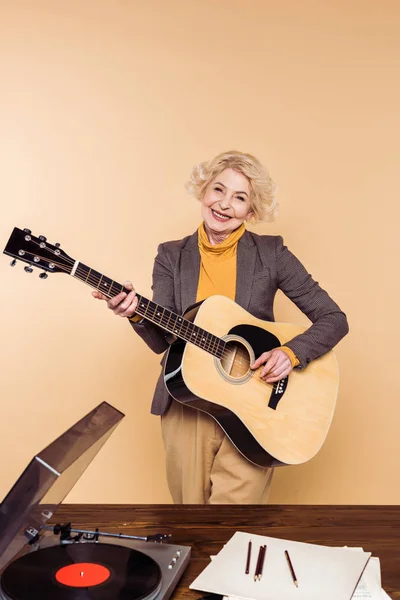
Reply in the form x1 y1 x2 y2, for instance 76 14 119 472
220 340 251 378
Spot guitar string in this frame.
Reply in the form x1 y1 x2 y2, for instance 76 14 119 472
22 244 230 359
20 244 278 376
20 247 280 379
75 269 226 359
21 243 225 357
20 247 276 378
25 251 227 362
24 243 242 363
79 258 281 381
73 269 227 360
76 263 265 370
74 258 262 370
68 266 228 360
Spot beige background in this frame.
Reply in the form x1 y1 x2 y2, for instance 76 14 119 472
0 0 399 504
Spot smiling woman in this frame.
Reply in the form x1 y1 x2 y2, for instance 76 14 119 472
92 150 349 504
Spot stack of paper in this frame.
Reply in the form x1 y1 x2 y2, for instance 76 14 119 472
190 531 376 600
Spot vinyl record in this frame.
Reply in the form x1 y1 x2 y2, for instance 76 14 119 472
1 543 162 600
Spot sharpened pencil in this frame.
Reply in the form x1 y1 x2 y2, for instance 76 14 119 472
254 545 263 581
284 550 298 587
257 545 267 581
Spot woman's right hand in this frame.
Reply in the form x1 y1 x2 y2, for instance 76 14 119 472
92 281 139 318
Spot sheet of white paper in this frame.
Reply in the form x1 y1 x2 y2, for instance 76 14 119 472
190 531 371 600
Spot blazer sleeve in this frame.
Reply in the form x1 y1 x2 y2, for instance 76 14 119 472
275 236 349 368
129 242 177 354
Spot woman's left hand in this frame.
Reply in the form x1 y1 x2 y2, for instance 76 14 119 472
251 349 293 383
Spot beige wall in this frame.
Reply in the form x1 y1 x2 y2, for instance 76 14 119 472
0 0 399 504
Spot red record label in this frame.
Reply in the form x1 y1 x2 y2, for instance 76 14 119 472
55 562 111 587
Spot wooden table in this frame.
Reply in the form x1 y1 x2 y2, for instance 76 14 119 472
53 505 400 599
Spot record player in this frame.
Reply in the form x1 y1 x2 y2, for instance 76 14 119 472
0 402 191 600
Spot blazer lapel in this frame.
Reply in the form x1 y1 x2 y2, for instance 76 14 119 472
235 231 257 310
180 231 200 313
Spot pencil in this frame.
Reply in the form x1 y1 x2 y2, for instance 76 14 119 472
253 545 263 581
284 550 298 587
245 540 252 574
257 545 267 581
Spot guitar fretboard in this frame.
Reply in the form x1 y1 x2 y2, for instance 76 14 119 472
72 262 226 358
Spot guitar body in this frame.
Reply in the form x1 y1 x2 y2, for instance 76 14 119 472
164 295 339 467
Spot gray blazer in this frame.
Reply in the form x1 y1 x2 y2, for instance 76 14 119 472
131 230 349 415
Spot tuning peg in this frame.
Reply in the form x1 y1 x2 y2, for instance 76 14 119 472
39 272 48 279
24 265 33 273
55 243 60 248
23 228 32 234
39 235 47 242
10 259 17 267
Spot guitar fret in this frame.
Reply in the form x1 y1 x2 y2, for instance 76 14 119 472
84 267 92 283
138 298 150 315
91 271 102 288
205 331 214 353
200 329 207 346
209 334 217 354
172 315 181 335
100 275 112 294
138 298 150 318
173 315 183 335
213 336 219 354
110 281 124 297
164 309 172 330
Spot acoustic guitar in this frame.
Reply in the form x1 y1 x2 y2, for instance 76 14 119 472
4 227 339 468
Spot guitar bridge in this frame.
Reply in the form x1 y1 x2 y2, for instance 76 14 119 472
268 376 289 410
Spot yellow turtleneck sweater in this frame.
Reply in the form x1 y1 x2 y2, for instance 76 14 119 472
196 222 245 302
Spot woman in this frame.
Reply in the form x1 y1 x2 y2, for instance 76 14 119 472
93 151 349 504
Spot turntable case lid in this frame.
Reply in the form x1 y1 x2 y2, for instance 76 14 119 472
0 401 124 571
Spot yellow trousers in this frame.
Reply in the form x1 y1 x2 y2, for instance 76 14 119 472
161 400 274 504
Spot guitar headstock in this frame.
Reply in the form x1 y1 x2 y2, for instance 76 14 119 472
3 227 75 277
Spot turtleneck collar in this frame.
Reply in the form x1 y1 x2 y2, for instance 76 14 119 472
197 222 246 255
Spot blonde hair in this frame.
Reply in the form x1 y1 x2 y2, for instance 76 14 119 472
185 150 277 223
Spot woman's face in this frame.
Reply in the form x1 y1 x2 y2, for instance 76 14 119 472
201 168 253 240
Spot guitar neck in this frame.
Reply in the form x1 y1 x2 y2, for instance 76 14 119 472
71 261 225 358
